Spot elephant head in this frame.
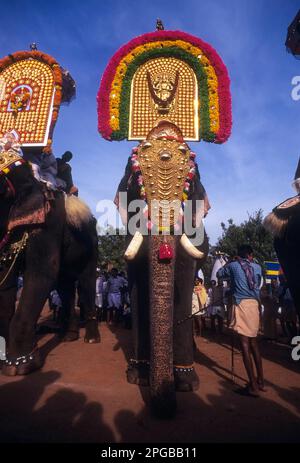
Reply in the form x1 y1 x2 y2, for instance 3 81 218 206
118 122 208 417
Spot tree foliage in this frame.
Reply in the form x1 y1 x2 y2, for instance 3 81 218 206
215 210 277 267
97 226 127 271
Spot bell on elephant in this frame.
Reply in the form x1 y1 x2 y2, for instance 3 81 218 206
158 241 174 261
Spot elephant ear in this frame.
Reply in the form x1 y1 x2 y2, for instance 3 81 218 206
263 211 289 238
264 195 300 238
8 185 47 232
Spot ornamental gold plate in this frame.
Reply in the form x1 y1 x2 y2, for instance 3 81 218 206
129 57 199 141
137 138 190 227
0 59 55 146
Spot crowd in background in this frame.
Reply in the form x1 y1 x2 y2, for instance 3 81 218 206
48 267 131 329
14 256 298 347
44 264 300 342
192 274 299 342
94 268 131 328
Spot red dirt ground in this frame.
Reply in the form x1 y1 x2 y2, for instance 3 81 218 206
0 309 299 443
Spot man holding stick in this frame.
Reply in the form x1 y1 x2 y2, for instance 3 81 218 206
217 245 265 397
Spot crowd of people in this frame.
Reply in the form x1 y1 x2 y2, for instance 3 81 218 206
46 252 299 344
192 269 299 343
94 268 131 327
48 267 131 329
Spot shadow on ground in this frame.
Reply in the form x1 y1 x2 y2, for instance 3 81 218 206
0 370 115 443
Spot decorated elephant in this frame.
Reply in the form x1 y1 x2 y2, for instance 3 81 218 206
0 46 100 376
264 159 300 319
0 152 100 376
97 27 232 416
115 122 209 417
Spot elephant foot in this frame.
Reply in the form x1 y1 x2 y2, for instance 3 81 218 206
126 359 150 386
62 329 79 342
84 318 100 344
174 365 199 392
150 382 177 419
2 349 43 376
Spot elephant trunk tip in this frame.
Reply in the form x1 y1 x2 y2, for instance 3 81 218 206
150 382 177 419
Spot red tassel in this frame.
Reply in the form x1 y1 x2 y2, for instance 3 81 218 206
159 243 173 261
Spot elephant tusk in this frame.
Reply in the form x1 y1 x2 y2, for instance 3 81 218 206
180 234 204 259
124 231 144 261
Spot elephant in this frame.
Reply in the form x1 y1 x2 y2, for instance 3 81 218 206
264 197 300 319
0 151 100 376
115 122 208 418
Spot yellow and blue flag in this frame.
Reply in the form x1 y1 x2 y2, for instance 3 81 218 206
264 261 282 279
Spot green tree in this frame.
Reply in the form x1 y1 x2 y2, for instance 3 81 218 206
216 210 277 267
97 226 127 271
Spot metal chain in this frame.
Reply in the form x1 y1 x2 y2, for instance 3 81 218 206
0 232 28 288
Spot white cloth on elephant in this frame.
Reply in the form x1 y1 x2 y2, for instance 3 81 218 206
107 292 122 309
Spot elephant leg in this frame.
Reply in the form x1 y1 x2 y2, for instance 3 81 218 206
3 273 55 376
0 268 18 348
78 263 100 344
2 231 61 376
126 241 150 386
58 279 79 342
173 245 199 392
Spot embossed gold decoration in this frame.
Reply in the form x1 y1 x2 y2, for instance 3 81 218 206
147 70 179 114
0 150 23 172
0 60 55 146
137 138 190 227
129 57 198 140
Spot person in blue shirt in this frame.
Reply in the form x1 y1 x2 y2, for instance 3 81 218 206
217 244 265 397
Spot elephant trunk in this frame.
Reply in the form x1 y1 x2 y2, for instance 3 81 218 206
149 234 177 418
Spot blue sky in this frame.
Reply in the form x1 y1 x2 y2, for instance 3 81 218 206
1 0 300 243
